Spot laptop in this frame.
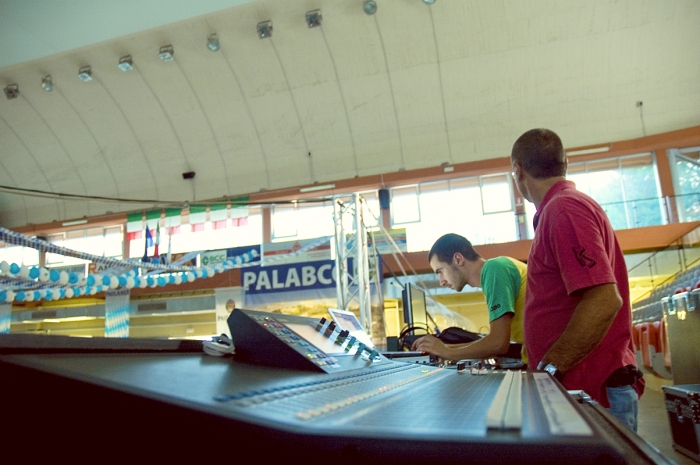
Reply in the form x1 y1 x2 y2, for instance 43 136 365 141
326 308 374 348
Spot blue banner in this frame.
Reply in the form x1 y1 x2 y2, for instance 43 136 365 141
242 259 337 295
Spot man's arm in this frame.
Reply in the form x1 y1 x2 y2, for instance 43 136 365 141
538 283 621 373
411 314 513 361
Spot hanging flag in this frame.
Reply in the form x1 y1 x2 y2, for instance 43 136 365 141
167 228 173 265
154 223 160 258
231 196 249 227
143 225 153 262
126 212 143 241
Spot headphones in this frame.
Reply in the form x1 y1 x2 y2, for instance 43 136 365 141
203 334 235 357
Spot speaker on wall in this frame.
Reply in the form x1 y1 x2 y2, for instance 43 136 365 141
378 188 390 210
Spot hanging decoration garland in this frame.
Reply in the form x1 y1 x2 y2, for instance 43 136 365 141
0 227 331 303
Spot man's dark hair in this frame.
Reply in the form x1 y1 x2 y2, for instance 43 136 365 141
511 128 566 178
428 233 481 264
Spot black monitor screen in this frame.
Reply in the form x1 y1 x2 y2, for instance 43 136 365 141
402 284 428 331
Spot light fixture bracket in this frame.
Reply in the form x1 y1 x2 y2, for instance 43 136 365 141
118 55 133 72
159 45 174 62
364 1 377 15
306 10 322 28
78 66 92 82
41 75 53 91
207 34 220 51
257 20 273 39
3 84 19 99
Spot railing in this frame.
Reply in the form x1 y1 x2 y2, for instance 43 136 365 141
628 224 700 304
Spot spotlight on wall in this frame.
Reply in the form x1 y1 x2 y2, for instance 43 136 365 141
422 0 436 4
158 45 174 62
207 34 220 51
78 66 92 82
306 9 322 28
41 75 53 92
364 0 377 15
182 171 196 180
118 55 133 72
257 20 273 39
3 84 19 99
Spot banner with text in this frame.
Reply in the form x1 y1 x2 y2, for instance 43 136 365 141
0 302 10 334
214 287 244 337
105 289 130 337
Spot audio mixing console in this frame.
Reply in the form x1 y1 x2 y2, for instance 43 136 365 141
0 309 673 465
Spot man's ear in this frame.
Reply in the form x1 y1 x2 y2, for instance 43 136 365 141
453 252 464 266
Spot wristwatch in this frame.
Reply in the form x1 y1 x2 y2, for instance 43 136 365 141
538 361 564 382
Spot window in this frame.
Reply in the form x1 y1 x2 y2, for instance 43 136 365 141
394 175 518 252
567 153 664 229
670 147 700 222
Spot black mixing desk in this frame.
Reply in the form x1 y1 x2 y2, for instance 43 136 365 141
0 309 673 465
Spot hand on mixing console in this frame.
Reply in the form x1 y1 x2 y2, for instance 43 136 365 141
411 335 448 359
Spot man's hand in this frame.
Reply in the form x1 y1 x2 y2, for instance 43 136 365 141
411 335 448 359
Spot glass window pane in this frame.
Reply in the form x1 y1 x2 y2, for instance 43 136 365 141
481 174 513 214
272 204 298 240
391 186 420 225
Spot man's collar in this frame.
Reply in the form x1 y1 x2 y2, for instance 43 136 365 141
532 180 574 230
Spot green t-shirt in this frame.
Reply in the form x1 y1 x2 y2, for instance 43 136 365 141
480 256 527 361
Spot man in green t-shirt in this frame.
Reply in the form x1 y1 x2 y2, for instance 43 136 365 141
411 233 528 364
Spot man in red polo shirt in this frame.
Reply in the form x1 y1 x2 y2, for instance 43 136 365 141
510 128 644 431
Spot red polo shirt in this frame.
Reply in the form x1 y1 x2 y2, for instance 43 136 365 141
524 180 643 407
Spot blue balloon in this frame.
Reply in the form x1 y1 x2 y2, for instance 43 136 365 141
33 291 41 300
68 272 79 284
134 277 141 287
29 267 40 279
168 275 175 284
157 276 166 287
152 257 161 264
101 275 111 286
45 290 53 300
59 289 66 298
49 269 60 282
202 269 209 278
146 277 154 287
87 275 96 286
16 291 25 302
74 288 81 297
0 290 6 302
10 263 20 274
118 276 127 286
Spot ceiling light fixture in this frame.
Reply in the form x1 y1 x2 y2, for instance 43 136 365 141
3 84 19 99
364 1 377 15
207 34 220 51
158 45 174 62
118 55 133 71
565 146 611 156
306 9 322 28
257 20 273 39
41 75 53 92
422 0 436 4
300 183 335 193
78 66 92 82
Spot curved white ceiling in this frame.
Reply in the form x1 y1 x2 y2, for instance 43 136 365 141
0 0 699 228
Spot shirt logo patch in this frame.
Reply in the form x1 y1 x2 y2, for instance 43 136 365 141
491 303 501 311
573 247 596 268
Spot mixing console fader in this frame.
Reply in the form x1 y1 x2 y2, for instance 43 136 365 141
228 308 392 373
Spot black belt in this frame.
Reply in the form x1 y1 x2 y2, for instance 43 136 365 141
605 364 643 388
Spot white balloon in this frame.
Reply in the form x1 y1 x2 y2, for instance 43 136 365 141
19 265 30 278
126 277 135 289
25 292 34 302
65 288 74 298
89 287 97 295
187 272 195 282
59 271 69 285
39 268 50 282
5 290 15 302
110 276 119 289
138 279 148 289
0 261 9 273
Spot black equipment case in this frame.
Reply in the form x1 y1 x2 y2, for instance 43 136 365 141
663 384 700 462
